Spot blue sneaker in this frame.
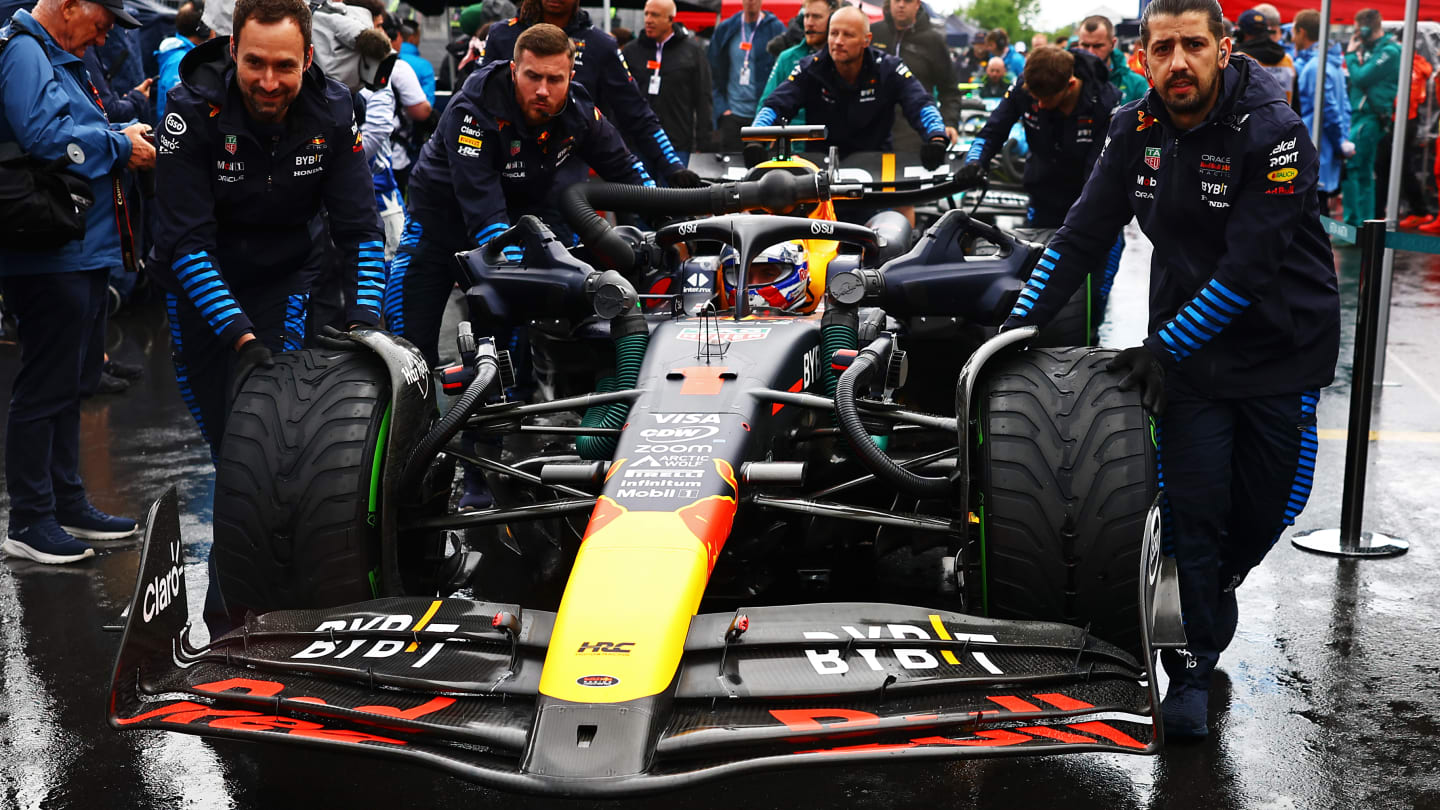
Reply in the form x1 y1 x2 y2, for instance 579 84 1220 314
1161 683 1210 739
4 517 95 564
56 501 138 540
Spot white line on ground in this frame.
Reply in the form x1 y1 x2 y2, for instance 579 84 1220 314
1387 349 1440 410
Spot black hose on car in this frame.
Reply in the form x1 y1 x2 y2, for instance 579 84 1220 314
835 335 952 498
560 171 828 270
399 350 500 499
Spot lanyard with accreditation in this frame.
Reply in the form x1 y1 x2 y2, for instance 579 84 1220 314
646 33 674 94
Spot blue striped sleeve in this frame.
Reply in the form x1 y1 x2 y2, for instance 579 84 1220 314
353 239 386 316
173 251 248 340
919 105 945 138
1006 246 1060 321
1146 278 1254 365
475 222 508 247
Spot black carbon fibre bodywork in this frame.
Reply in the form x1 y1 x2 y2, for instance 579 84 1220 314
109 488 1176 797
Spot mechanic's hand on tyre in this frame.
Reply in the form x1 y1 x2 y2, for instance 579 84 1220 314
956 160 987 187
668 168 704 188
1106 346 1166 414
314 324 355 351
921 137 948 171
743 142 769 169
230 337 274 403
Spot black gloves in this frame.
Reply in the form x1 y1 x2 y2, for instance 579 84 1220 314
956 160 987 187
921 137 948 171
667 168 704 188
230 338 274 403
743 142 770 169
1107 346 1167 414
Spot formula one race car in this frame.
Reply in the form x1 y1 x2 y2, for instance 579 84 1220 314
109 126 1182 797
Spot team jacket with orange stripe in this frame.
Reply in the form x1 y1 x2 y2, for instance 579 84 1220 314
1002 55 1340 397
150 37 383 347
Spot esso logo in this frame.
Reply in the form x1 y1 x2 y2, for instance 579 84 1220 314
577 674 620 687
163 112 187 136
678 221 699 235
810 220 834 235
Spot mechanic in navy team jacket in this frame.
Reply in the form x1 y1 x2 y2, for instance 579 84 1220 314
962 47 1119 233
385 23 653 370
960 45 1123 331
0 0 155 565
151 0 384 460
385 24 653 510
1000 0 1340 739
480 0 698 187
752 7 949 166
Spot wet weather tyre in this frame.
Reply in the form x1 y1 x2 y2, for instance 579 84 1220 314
212 348 389 620
976 347 1157 657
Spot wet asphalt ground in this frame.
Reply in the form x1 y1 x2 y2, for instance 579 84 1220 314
2 224 1439 810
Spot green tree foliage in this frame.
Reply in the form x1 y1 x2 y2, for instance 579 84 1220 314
967 0 1041 41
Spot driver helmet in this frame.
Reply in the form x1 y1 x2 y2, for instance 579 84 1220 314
719 241 811 312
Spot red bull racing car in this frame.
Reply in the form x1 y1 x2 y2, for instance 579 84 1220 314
108 127 1183 797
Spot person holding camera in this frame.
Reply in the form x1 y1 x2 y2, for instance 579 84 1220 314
0 0 156 564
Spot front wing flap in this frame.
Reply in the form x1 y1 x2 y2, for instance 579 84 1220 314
110 489 1171 797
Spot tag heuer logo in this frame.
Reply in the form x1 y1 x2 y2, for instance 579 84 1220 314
225 135 237 155
1144 147 1161 170
510 140 521 156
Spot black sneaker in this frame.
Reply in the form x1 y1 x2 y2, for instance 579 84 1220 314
4 517 95 563
104 357 144 380
95 372 130 394
56 501 138 540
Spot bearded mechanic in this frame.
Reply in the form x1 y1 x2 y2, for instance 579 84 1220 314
1000 0 1339 738
152 0 383 461
480 0 699 188
383 23 654 371
384 24 654 510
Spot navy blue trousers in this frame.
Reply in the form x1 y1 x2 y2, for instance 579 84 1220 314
382 215 462 368
2 268 108 522
1158 380 1320 688
166 279 310 461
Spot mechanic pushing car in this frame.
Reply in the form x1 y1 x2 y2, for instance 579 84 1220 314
750 6 950 168
1000 0 1340 738
479 0 700 188
383 23 654 370
383 24 655 509
151 0 384 461
959 45 1124 325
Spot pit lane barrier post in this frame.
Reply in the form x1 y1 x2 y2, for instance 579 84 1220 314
1369 0 1421 387
1292 219 1412 558
1307 0 1421 387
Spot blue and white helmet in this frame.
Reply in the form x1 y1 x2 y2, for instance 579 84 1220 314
719 241 811 313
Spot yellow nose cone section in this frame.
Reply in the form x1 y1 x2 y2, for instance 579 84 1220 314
538 511 714 703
